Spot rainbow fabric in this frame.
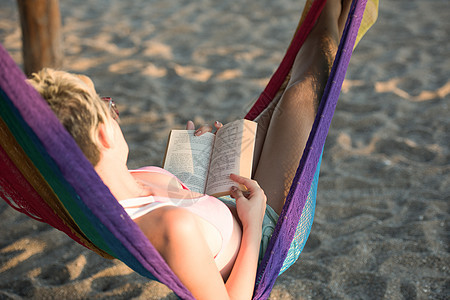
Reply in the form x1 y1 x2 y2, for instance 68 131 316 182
0 0 376 298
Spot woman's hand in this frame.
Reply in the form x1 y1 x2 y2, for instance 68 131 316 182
229 174 266 232
186 120 223 136
225 174 266 299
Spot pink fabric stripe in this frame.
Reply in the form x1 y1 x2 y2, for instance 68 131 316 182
0 142 88 248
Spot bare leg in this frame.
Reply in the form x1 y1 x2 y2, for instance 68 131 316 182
253 0 351 215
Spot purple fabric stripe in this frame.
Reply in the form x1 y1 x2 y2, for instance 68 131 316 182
253 0 368 298
0 46 193 298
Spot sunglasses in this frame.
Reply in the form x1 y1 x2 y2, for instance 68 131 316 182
101 97 120 120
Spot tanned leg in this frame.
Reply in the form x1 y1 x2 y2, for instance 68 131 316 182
253 0 352 214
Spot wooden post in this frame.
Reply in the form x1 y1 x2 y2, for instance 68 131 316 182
17 0 63 77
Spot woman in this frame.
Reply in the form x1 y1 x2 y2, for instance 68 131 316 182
27 0 351 298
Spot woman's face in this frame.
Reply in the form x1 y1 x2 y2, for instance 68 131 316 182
111 118 130 164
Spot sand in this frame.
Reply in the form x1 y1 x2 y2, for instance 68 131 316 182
0 0 449 299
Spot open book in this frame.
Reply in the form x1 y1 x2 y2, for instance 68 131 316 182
163 119 257 197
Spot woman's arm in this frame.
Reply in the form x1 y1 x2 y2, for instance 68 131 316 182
136 206 230 298
225 174 266 299
135 174 266 299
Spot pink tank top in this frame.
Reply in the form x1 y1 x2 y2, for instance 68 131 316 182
119 166 234 260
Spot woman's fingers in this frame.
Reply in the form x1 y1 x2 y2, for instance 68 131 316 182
230 185 245 199
214 121 223 131
186 120 195 130
230 173 260 190
194 121 223 136
230 187 250 199
186 121 223 136
230 175 267 231
229 174 265 199
194 124 213 136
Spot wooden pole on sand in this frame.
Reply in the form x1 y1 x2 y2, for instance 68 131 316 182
17 0 63 77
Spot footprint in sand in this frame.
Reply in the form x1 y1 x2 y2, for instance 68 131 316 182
375 137 437 163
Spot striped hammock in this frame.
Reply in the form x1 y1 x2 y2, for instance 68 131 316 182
0 0 377 298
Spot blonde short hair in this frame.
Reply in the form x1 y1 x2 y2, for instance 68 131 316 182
27 68 111 166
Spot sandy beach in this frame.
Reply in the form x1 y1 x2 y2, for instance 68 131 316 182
0 0 449 299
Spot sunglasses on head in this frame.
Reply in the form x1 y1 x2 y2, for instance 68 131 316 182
101 97 119 120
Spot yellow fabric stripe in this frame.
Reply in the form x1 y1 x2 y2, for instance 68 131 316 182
354 0 379 48
294 0 379 49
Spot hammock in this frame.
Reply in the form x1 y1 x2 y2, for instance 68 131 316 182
0 0 377 298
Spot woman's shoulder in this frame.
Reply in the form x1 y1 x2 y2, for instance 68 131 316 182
134 204 229 295
134 204 222 256
135 205 197 233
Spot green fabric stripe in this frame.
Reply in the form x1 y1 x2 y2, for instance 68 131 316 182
0 91 116 257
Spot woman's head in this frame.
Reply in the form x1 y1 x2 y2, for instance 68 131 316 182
27 68 114 166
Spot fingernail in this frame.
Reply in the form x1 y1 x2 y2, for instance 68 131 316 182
194 129 201 136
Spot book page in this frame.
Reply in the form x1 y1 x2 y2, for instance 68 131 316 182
205 119 257 197
163 130 215 194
